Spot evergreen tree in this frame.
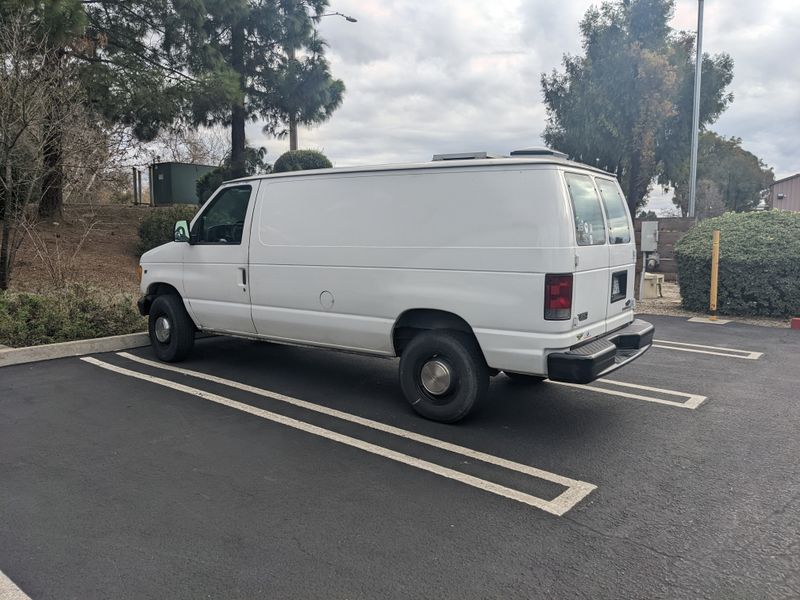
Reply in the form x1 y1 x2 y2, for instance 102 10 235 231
541 0 734 213
169 0 344 178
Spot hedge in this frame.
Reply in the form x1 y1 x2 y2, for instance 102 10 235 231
674 211 800 317
138 204 198 255
272 150 332 173
0 285 144 347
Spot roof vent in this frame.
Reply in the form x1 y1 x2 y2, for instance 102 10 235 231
510 147 568 159
432 152 504 161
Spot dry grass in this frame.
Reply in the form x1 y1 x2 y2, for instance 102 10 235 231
11 204 148 295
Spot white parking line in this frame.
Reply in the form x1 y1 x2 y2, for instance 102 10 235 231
547 378 707 409
653 339 763 360
0 570 31 600
84 356 596 516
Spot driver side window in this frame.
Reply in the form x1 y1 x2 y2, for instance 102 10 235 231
193 185 252 244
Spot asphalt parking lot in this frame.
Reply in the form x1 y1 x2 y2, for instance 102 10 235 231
1 314 799 599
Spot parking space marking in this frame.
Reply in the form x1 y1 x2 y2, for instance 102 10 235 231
547 378 707 409
653 339 763 360
85 356 596 516
0 569 31 600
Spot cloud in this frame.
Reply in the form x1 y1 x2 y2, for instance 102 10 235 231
249 0 799 185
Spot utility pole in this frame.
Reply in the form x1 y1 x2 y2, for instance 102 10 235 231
687 0 705 218
288 45 298 151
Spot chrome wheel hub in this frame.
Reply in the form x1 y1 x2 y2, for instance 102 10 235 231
154 316 171 343
420 359 452 396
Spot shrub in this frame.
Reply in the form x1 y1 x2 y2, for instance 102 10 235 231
197 166 228 204
675 211 800 317
137 204 198 255
272 149 332 173
0 284 145 347
197 146 271 203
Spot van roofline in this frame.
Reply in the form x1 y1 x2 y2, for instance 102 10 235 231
223 156 616 185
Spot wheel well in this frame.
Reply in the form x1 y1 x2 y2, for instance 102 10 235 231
146 282 180 297
139 283 182 316
392 309 478 356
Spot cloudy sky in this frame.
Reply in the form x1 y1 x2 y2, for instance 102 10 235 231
249 0 800 209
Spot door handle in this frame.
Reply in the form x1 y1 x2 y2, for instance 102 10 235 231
239 267 247 286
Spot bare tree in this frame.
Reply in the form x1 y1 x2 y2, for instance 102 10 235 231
0 14 84 289
149 126 229 167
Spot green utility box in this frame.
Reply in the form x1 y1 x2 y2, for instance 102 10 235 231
150 162 216 206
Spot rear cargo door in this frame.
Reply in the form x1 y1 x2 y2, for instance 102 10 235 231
564 172 609 336
595 177 635 327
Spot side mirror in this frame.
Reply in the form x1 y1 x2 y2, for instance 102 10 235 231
174 220 190 243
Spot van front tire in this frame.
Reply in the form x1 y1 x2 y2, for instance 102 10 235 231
148 294 195 362
399 330 489 423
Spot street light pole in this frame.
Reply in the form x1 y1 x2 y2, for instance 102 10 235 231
287 10 357 151
687 0 704 218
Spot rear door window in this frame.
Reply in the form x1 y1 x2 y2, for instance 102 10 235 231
565 173 606 246
595 178 632 244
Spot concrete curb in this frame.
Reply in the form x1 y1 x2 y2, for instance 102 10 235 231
0 332 150 368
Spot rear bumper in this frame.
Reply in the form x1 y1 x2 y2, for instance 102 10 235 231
547 319 654 384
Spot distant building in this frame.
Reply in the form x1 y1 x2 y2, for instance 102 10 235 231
150 162 216 206
770 173 800 212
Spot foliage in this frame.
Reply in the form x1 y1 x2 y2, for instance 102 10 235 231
166 0 344 176
675 211 800 317
137 205 198 255
0 0 193 217
1 1 345 216
541 0 734 213
272 149 332 173
671 132 774 216
264 5 345 149
0 284 144 347
0 14 84 289
196 146 271 203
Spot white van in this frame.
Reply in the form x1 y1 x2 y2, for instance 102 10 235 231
137 148 653 422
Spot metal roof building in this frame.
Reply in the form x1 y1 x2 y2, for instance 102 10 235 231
770 173 800 212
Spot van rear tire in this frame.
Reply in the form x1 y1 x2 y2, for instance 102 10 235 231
148 294 195 362
399 330 489 423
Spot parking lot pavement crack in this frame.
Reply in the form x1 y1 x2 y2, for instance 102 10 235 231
561 517 793 589
291 535 339 571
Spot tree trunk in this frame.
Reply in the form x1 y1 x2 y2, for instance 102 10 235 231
39 54 64 220
0 161 10 290
229 17 247 179
625 151 642 216
39 121 63 219
0 217 9 290
289 113 298 151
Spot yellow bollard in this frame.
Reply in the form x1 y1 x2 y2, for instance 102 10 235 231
709 229 720 320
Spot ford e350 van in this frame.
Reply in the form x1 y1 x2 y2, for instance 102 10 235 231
137 148 654 422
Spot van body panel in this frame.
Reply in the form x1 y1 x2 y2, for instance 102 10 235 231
560 170 612 337
249 167 577 353
597 177 637 325
140 158 649 381
181 182 259 333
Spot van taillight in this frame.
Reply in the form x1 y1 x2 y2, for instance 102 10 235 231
544 274 573 320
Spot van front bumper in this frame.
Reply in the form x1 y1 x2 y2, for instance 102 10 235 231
546 319 654 384
137 295 155 316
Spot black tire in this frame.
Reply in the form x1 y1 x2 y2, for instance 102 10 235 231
504 372 547 384
148 294 195 362
399 330 489 423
